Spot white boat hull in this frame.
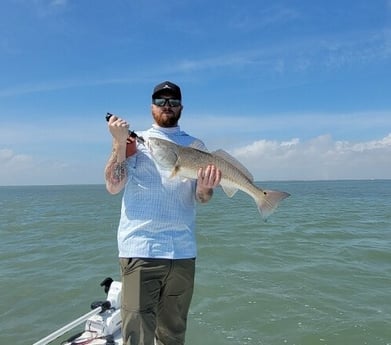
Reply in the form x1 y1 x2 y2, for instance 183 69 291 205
33 278 124 345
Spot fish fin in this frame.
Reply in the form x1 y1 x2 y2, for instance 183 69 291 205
212 150 254 181
189 140 209 152
256 190 290 220
169 165 181 178
221 185 238 198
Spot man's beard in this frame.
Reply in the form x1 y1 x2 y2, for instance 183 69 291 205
154 110 181 127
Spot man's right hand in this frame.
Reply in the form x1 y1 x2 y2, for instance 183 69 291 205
108 115 131 144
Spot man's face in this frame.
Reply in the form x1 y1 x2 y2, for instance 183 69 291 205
151 92 183 127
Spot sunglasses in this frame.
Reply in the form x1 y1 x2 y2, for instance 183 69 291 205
152 98 182 107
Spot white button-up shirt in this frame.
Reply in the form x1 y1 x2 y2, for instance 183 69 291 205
117 125 206 259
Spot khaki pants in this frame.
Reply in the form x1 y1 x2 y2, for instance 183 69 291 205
119 258 195 345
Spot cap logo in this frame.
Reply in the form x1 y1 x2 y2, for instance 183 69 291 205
152 81 181 100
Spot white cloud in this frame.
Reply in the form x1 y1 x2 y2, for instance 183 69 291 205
0 77 141 98
230 4 300 31
1 133 390 186
182 110 391 148
231 134 391 181
174 27 391 74
0 149 33 167
0 149 35 185
0 148 104 186
1 26 388 99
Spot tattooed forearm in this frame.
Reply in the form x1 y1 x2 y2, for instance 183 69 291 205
105 150 127 194
113 160 127 182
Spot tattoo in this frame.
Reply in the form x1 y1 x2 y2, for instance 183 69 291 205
113 161 127 181
105 151 127 187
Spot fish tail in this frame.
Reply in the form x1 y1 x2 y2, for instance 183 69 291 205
255 189 290 220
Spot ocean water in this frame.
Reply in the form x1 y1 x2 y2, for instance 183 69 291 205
0 180 390 345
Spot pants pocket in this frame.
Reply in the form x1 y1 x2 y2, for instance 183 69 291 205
119 258 134 275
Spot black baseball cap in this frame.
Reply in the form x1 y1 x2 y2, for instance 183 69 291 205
152 81 182 100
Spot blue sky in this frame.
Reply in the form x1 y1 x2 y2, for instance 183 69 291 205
1 0 390 185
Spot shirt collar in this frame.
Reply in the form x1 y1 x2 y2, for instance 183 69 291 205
152 124 181 134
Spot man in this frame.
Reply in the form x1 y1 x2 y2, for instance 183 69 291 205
104 81 221 345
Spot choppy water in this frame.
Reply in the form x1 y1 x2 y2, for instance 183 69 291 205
1 180 390 345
